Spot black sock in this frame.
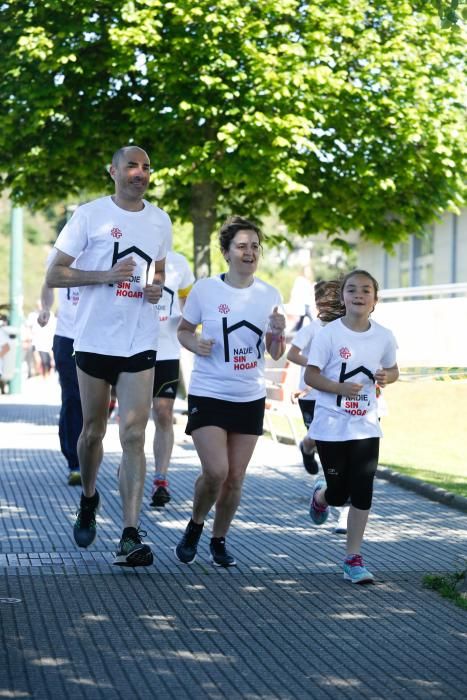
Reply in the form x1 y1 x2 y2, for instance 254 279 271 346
80 491 99 507
210 536 225 544
122 526 138 539
189 519 204 532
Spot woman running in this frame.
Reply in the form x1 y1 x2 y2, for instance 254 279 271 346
174 215 286 567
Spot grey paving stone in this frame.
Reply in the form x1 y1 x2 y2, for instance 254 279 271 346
0 381 466 699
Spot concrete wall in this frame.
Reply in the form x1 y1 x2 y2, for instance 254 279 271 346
373 296 467 367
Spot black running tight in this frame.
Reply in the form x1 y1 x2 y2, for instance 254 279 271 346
315 438 379 510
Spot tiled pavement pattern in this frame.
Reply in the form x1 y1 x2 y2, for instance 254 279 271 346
0 377 466 699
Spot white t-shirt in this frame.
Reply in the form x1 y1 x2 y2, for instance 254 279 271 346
54 196 171 356
33 313 56 353
55 287 80 340
156 251 194 361
307 318 397 440
292 319 324 395
183 275 282 402
46 249 80 340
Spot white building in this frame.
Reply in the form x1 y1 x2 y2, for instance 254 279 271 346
356 210 467 371
357 210 467 288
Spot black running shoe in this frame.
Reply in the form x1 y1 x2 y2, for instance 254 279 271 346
73 491 100 548
114 527 154 567
174 521 203 564
210 537 236 567
150 485 171 508
299 442 319 475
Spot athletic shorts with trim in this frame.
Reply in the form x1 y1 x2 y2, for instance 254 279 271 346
153 359 180 399
185 395 265 436
75 350 156 386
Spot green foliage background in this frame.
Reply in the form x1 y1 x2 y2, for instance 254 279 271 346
0 0 465 277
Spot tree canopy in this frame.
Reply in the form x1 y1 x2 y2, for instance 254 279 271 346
0 0 465 274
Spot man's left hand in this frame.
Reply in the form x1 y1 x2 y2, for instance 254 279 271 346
143 284 163 304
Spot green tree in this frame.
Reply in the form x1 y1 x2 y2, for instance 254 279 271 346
0 1 465 275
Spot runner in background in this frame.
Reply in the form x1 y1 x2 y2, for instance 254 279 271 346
150 250 194 508
38 268 83 485
287 279 350 533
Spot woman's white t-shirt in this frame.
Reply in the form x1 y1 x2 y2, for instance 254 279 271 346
53 196 171 356
156 251 194 361
307 318 397 440
183 275 282 402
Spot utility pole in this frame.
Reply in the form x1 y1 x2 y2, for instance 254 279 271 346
9 205 23 394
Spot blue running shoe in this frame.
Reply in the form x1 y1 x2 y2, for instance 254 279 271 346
309 478 329 525
73 491 100 548
343 554 375 584
210 537 236 567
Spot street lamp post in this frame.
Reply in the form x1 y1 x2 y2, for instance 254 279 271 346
9 205 23 394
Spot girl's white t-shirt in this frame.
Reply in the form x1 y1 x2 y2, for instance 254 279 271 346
156 251 194 361
291 319 324 395
53 196 171 356
183 275 282 402
307 318 397 440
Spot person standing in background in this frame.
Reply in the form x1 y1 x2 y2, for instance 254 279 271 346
0 322 11 390
150 250 194 508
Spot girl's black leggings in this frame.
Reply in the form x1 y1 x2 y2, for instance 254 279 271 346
315 437 380 510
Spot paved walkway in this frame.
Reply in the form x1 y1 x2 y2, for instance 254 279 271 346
0 376 466 699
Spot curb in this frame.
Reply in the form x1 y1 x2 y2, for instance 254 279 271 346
377 466 467 515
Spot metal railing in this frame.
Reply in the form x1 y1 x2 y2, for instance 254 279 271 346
379 282 467 300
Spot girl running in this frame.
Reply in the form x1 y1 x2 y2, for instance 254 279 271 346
288 279 350 534
174 215 286 567
304 270 399 584
287 280 344 476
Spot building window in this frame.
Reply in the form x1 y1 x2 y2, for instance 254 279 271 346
397 229 434 287
413 228 434 286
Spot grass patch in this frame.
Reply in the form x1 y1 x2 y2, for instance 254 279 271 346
379 464 467 498
423 565 467 611
265 379 466 495
379 380 466 476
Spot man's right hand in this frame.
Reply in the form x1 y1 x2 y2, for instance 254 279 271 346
340 382 364 398
107 257 137 283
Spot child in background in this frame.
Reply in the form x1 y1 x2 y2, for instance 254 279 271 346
305 270 399 584
287 280 349 533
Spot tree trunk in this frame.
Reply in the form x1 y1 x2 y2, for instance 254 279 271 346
190 182 218 279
